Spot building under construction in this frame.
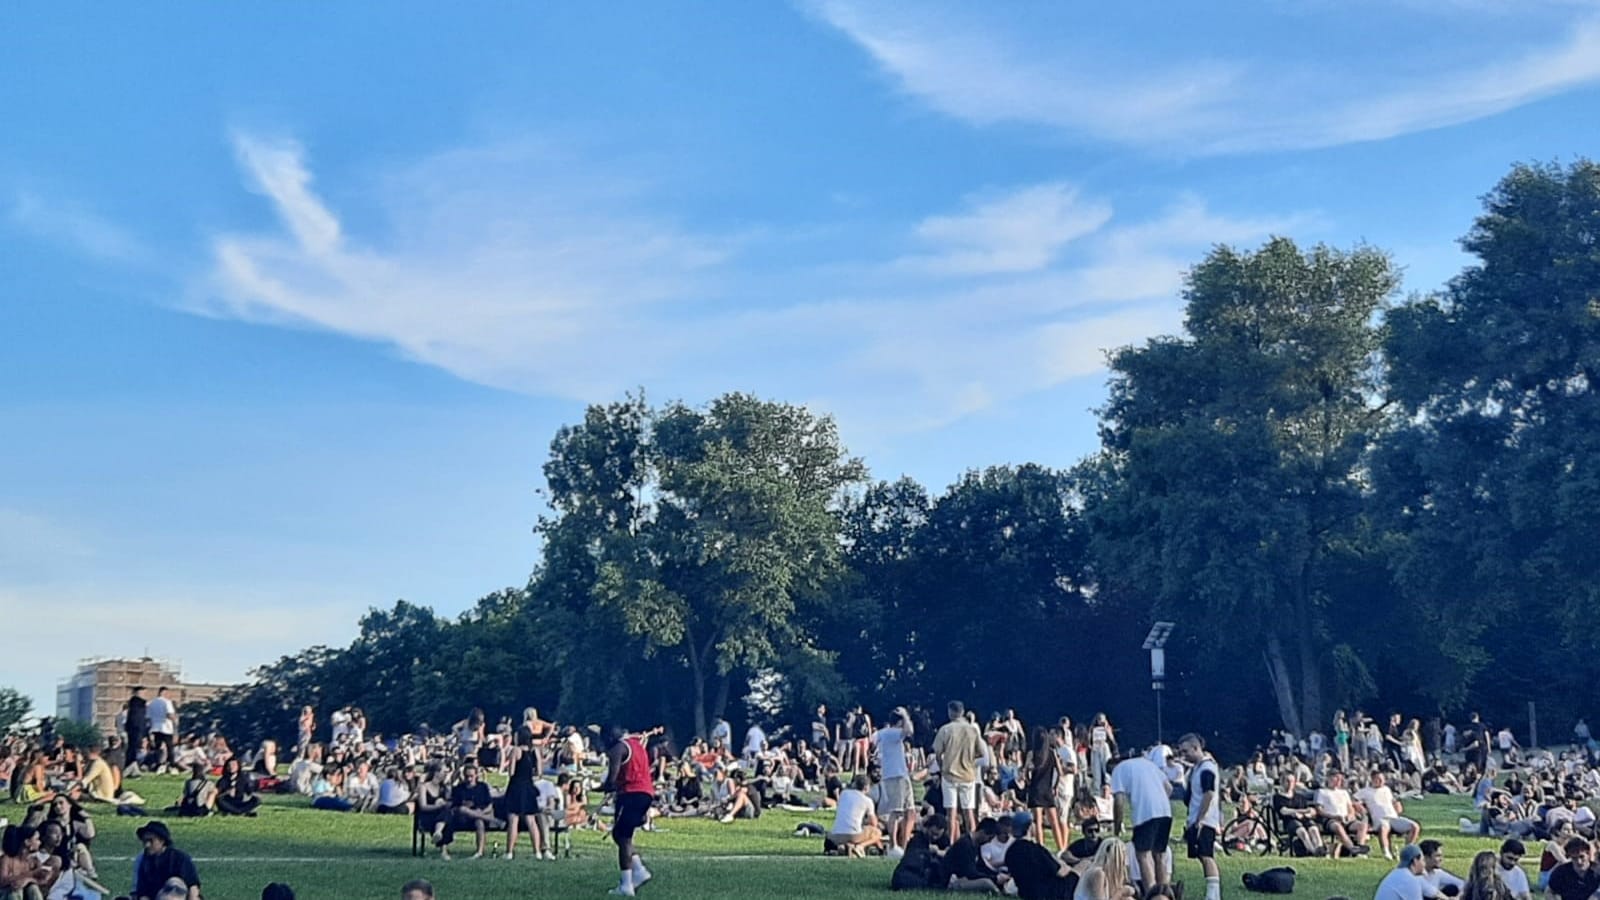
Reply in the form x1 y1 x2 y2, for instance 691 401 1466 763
55 657 230 736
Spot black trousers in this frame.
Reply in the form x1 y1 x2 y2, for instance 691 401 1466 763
126 728 147 767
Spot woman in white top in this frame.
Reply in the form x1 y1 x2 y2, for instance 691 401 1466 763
1089 714 1117 794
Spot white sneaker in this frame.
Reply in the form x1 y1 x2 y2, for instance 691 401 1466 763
608 889 636 897
886 846 905 860
719 813 735 824
633 864 652 887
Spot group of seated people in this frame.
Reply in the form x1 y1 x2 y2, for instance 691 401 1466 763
886 810 1169 900
0 793 111 900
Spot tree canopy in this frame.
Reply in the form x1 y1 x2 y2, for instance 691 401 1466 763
194 159 1600 757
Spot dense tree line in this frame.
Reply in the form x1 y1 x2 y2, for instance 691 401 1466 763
194 160 1600 759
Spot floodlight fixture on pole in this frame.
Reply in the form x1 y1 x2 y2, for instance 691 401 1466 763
1143 621 1176 744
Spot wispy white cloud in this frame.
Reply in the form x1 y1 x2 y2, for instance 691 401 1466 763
809 0 1600 153
8 192 149 263
896 182 1112 276
197 133 1302 434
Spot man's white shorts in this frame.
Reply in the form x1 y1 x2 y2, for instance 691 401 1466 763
942 778 977 811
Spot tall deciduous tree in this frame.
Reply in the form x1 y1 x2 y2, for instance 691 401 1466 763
536 392 867 737
1378 160 1600 723
1090 238 1398 735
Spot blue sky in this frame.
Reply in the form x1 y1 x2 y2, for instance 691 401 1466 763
4 0 1598 713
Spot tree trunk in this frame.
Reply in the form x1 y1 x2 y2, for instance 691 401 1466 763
1297 618 1323 737
687 637 708 739
1294 563 1324 735
1264 633 1303 736
711 672 731 724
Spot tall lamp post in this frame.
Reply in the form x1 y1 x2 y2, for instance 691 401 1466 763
1143 621 1176 745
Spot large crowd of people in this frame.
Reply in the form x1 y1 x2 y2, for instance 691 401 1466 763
2 690 1597 899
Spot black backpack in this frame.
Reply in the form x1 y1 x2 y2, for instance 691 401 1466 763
1242 867 1296 894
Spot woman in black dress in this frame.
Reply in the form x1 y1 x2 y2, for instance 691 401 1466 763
503 732 544 859
1027 727 1067 851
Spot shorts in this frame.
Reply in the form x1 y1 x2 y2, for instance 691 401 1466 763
1185 824 1218 859
941 779 977 811
612 791 654 844
880 776 915 813
1132 816 1173 853
1385 817 1418 835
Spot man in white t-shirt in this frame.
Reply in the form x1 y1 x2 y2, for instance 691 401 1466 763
1494 839 1532 900
933 700 984 843
1376 844 1427 900
829 774 883 855
1316 772 1371 857
147 687 178 773
1417 840 1465 899
1180 734 1222 900
1359 772 1421 860
870 706 915 855
1111 751 1173 893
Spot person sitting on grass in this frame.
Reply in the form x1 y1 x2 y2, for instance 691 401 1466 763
943 817 1003 893
1004 817 1076 900
250 740 279 779
1495 839 1533 900
310 766 354 812
377 767 414 815
39 818 110 899
133 821 201 900
346 759 380 813
443 764 498 860
216 757 261 817
168 764 214 818
1540 822 1577 891
1462 851 1513 900
561 774 591 831
1075 835 1136 900
1544 836 1600 900
827 774 884 857
890 813 949 891
1 825 54 900
716 769 758 824
287 744 323 797
1376 844 1429 900
1420 839 1467 898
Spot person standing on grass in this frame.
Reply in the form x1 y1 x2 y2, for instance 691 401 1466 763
1111 749 1172 895
148 688 179 774
602 725 655 897
872 706 916 857
125 687 148 776
1180 733 1222 900
934 701 984 845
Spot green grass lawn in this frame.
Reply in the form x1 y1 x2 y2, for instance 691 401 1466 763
19 777 1533 899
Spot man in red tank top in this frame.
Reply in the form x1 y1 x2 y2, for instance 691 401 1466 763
603 725 657 896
